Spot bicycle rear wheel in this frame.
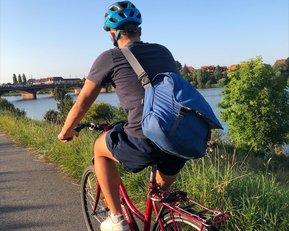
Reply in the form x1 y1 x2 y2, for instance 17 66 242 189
81 165 109 231
153 213 218 231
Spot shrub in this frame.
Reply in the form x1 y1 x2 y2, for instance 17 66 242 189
44 109 59 124
44 88 73 124
219 57 289 153
83 102 126 124
0 98 26 117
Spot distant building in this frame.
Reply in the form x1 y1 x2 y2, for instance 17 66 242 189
187 66 195 72
274 59 286 66
221 66 228 73
201 65 228 74
44 77 63 83
229 64 240 71
27 77 82 85
180 65 195 74
28 77 63 84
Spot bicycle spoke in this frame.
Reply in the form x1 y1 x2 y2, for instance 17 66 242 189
81 166 109 230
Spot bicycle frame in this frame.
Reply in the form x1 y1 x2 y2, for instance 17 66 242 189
118 166 228 231
91 173 228 231
116 165 163 231
119 180 158 231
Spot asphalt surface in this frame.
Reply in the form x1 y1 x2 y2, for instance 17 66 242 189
0 132 87 231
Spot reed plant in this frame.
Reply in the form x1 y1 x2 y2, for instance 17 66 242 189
0 111 288 230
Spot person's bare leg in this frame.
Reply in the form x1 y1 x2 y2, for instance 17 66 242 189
94 133 122 215
156 171 177 191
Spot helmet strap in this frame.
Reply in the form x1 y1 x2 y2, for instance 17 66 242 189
110 30 121 47
114 30 121 46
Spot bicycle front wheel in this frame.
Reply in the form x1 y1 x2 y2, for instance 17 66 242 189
81 166 109 231
153 213 217 231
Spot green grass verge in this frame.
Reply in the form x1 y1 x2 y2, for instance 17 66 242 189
1 111 288 230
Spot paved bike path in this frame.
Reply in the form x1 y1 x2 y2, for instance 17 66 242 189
0 132 86 231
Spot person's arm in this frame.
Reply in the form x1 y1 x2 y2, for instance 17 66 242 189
58 79 101 142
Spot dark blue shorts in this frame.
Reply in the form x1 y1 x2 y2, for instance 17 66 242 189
105 123 187 175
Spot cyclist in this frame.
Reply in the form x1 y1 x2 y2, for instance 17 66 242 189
58 1 188 230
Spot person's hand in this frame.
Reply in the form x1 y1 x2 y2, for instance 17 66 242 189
58 129 79 143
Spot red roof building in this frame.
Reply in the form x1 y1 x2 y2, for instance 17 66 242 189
274 59 286 65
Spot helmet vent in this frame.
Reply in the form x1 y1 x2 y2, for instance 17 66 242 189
119 2 128 9
129 11 134 17
109 17 118 23
137 13 141 19
110 6 119 11
118 12 126 18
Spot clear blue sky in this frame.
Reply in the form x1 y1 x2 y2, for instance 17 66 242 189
0 0 288 84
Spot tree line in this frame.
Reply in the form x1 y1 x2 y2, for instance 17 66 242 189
177 57 289 89
176 61 228 88
12 73 27 85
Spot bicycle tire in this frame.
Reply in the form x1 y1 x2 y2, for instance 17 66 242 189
153 213 218 231
81 165 109 231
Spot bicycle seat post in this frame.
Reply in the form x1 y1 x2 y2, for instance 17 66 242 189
149 164 157 183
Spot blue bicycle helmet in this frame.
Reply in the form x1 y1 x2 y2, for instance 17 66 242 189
104 1 142 31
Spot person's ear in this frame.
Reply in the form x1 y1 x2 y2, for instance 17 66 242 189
138 27 142 36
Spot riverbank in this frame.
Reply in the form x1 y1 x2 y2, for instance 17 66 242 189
0 111 288 230
2 88 225 124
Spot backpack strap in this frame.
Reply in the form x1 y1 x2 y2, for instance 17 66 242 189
121 47 151 87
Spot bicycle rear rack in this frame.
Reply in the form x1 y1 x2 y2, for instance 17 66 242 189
174 200 227 226
151 190 228 229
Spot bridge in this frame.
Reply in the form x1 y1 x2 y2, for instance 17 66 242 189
0 82 85 99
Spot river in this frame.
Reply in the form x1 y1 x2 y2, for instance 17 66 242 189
3 88 227 131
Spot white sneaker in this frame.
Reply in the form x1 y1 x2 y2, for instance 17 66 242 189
100 214 129 231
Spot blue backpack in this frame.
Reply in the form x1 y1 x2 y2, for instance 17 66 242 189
122 47 223 159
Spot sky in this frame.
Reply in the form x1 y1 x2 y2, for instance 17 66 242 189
0 0 288 84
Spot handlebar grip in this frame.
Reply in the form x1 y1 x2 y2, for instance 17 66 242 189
73 123 97 133
73 125 83 133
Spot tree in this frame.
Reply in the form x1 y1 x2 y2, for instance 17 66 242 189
219 57 289 153
213 65 223 83
196 69 208 88
44 87 73 124
53 87 68 101
43 109 59 124
180 64 191 81
13 74 18 84
54 87 73 123
175 60 182 70
22 74 27 84
83 102 116 124
57 95 74 123
190 71 198 87
17 74 22 84
273 57 289 86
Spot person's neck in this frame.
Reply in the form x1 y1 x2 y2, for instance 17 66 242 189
117 37 141 48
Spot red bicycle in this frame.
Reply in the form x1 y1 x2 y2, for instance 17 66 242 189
76 123 228 231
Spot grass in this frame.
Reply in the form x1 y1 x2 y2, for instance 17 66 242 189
1 111 288 230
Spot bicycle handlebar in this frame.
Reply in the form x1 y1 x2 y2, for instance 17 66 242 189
73 123 111 133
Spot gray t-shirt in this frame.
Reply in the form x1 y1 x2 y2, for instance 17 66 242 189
87 42 179 137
